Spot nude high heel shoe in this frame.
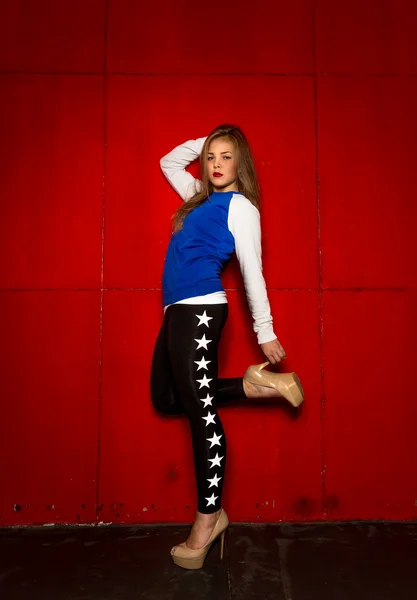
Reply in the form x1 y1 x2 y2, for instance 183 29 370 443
244 361 304 407
170 509 229 570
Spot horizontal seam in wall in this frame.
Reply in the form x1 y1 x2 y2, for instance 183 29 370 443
0 71 416 77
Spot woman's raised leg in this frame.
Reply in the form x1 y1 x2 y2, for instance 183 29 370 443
150 307 247 415
150 311 185 415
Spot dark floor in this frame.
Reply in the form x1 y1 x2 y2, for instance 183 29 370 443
0 521 416 599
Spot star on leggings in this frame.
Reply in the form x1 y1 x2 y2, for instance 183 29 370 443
200 394 214 408
207 473 222 488
194 334 212 350
205 493 219 507
194 356 211 371
207 432 222 447
196 311 213 327
208 453 224 468
196 375 212 389
202 412 216 426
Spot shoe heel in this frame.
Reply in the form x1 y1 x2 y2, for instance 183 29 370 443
291 373 304 406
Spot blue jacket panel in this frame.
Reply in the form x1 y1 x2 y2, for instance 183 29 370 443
162 191 241 305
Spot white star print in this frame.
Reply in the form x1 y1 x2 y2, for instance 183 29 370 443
207 432 222 447
196 311 213 327
194 334 212 350
202 412 216 426
200 393 214 408
196 375 212 389
194 356 211 371
208 453 224 469
205 493 219 507
207 473 222 488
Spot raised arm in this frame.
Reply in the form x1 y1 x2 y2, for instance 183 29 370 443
160 137 207 201
228 195 277 345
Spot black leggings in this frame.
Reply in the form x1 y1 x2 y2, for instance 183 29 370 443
150 303 246 514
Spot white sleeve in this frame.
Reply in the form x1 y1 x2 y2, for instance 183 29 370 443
160 137 206 202
228 194 277 345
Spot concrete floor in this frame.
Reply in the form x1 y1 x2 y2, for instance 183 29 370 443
0 521 416 599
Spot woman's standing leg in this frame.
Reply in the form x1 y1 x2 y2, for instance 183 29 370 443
167 303 229 515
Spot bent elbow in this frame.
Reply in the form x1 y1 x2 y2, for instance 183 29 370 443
159 156 168 172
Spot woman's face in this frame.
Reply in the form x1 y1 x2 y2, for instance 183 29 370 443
207 137 239 193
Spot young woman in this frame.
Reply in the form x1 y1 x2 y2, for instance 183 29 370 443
150 124 304 570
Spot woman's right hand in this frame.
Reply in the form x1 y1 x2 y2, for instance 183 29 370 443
260 338 287 365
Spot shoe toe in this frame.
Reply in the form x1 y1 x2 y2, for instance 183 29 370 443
171 542 186 555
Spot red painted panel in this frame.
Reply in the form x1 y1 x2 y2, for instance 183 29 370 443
98 290 190 523
105 75 317 290
98 289 321 523
318 76 417 289
0 291 101 525
322 291 417 520
0 75 104 289
0 0 105 72
219 290 322 522
315 0 417 74
107 0 314 74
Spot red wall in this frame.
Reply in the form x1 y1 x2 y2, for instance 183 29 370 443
0 0 416 526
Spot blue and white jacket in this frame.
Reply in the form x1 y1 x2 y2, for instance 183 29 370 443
160 137 276 345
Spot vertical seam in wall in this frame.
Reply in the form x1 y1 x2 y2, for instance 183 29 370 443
312 1 327 518
96 0 109 520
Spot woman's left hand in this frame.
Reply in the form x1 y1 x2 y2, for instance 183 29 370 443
260 338 286 365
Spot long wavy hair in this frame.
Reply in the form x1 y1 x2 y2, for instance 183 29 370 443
172 124 260 233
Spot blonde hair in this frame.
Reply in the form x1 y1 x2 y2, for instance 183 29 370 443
172 124 260 233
